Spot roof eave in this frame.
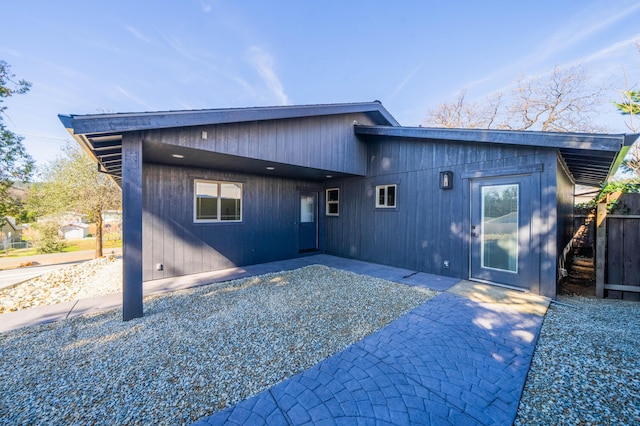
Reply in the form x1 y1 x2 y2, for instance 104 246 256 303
354 125 627 152
355 125 630 187
59 115 122 187
62 102 400 135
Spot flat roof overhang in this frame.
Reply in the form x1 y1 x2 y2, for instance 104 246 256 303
355 125 639 187
61 133 363 185
59 102 398 185
143 140 362 181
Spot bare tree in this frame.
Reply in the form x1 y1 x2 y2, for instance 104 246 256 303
426 65 606 133
428 90 503 129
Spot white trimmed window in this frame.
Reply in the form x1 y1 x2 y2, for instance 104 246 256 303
194 180 242 222
326 188 339 216
375 184 396 208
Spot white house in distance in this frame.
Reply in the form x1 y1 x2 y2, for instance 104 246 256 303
38 212 90 240
59 223 90 240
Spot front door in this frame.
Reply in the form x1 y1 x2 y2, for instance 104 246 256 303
470 176 534 289
299 192 318 252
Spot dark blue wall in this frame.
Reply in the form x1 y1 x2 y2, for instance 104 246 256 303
143 112 375 176
142 163 321 281
556 158 575 261
324 137 561 296
140 125 568 297
140 111 377 281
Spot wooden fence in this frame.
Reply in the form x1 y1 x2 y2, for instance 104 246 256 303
596 192 640 300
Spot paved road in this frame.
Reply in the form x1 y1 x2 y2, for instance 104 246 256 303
0 248 122 289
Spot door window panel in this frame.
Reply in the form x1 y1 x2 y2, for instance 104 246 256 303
481 184 518 272
300 195 315 223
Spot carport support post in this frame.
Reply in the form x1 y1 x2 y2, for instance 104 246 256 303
595 201 607 299
122 133 144 320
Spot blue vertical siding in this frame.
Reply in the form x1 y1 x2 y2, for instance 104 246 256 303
325 137 560 296
140 118 567 298
144 113 374 176
556 157 575 252
142 163 321 281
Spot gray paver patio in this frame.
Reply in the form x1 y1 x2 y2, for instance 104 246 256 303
194 276 549 426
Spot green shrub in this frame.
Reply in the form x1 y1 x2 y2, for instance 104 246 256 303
24 221 67 254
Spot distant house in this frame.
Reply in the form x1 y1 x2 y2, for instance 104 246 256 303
60 102 638 319
59 223 90 240
38 212 88 225
1 217 25 249
102 210 122 241
102 210 122 223
37 212 90 239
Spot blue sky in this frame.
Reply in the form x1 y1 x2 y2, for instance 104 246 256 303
2 0 640 167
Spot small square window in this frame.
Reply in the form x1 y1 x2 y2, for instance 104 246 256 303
194 180 242 222
375 184 396 208
326 188 339 216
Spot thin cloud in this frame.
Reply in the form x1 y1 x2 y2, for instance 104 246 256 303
164 35 198 61
524 2 640 67
84 39 120 55
389 62 423 100
14 130 69 142
462 3 640 96
245 46 289 105
576 34 640 65
200 1 213 13
548 3 640 56
0 47 21 57
115 85 156 111
161 35 259 100
125 26 155 45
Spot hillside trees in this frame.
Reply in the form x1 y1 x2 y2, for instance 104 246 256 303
0 60 33 218
28 143 121 258
425 65 606 133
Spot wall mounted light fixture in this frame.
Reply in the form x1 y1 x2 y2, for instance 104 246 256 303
439 171 453 190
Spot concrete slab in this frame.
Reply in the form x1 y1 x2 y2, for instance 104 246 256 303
0 300 76 332
69 293 122 318
447 280 550 316
398 272 460 291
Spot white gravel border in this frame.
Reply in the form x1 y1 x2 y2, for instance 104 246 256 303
0 256 122 314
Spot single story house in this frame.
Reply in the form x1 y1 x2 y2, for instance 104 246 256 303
102 210 122 224
59 102 637 320
38 212 88 225
37 212 90 240
59 223 90 240
1 216 25 249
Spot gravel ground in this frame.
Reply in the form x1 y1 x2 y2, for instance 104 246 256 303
1 260 638 424
515 296 640 425
0 265 436 425
0 256 122 313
